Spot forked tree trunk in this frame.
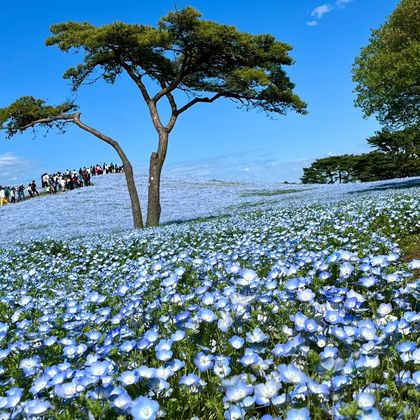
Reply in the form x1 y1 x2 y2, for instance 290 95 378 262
146 131 169 227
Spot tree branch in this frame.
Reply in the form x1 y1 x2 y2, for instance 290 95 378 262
176 93 223 115
164 91 179 132
18 113 129 161
151 53 191 104
120 63 151 103
19 114 77 131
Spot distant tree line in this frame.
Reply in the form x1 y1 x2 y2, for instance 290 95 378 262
301 127 420 184
303 0 420 185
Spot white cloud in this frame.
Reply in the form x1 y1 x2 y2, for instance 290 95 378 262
165 152 315 183
0 153 37 185
311 4 333 19
308 0 353 26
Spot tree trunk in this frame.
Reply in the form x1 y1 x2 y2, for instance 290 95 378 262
146 131 168 227
121 157 144 229
73 115 144 229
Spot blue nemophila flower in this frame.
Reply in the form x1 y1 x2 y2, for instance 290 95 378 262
304 318 319 333
29 374 50 395
0 348 10 361
331 375 351 390
218 311 233 332
4 387 23 409
195 352 215 372
225 380 253 402
339 262 354 278
358 407 383 420
359 326 378 341
325 310 343 324
320 346 338 359
143 327 159 343
319 357 345 373
202 292 215 305
286 407 310 420
376 303 392 316
408 259 420 269
119 370 139 386
254 380 281 405
291 311 308 331
111 389 132 410
155 339 173 353
240 349 260 367
411 348 420 363
23 399 53 416
307 379 329 396
54 381 80 399
297 288 315 303
171 329 186 342
149 377 170 393
359 276 377 288
229 336 245 349
179 373 201 386
44 336 58 346
278 364 307 384
237 268 258 286
137 366 157 379
131 396 159 420
246 327 268 343
63 343 87 359
224 405 246 420
197 308 217 322
19 356 41 376
87 360 113 377
356 392 375 410
272 334 304 357
168 359 185 373
213 356 231 378
396 341 416 353
156 348 173 361
120 339 136 353
356 354 380 369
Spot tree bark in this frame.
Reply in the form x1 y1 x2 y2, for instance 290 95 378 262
146 130 169 227
73 114 144 229
120 156 144 229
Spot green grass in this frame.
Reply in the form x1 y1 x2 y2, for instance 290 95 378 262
400 233 420 262
240 188 302 198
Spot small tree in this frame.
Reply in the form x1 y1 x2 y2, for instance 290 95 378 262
353 0 420 129
1 7 306 227
0 97 144 228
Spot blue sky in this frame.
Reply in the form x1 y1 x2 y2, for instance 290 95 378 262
0 0 399 185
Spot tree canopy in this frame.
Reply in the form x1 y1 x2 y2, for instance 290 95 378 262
352 0 420 129
0 97 77 138
45 7 307 119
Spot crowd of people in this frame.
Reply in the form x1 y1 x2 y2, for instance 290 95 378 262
0 163 123 206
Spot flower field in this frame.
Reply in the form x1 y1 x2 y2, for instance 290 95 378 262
0 178 419 419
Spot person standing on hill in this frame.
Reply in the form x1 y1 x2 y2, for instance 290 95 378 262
10 187 17 203
4 187 11 203
31 180 39 196
18 184 25 201
0 187 5 205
